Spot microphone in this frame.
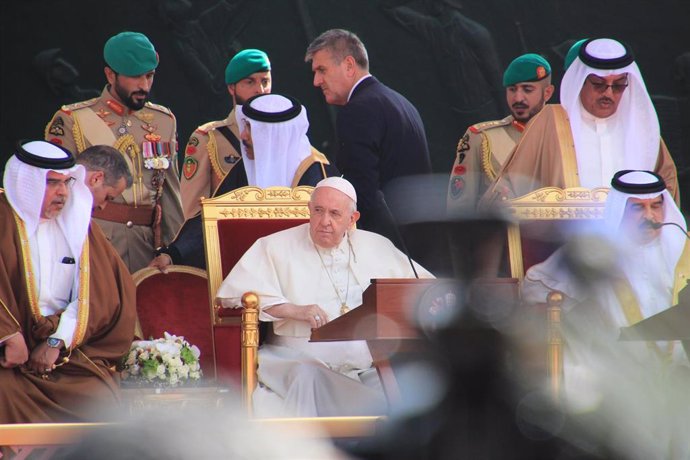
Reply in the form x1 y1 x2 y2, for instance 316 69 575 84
654 222 690 239
376 190 419 279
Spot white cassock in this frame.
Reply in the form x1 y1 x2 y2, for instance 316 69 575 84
216 223 433 417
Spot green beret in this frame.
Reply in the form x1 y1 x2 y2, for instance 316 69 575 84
564 38 588 71
225 49 271 84
104 32 158 76
502 53 551 87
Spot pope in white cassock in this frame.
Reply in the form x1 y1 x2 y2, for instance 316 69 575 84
216 177 433 417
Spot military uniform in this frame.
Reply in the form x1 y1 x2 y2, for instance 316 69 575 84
45 86 184 272
180 108 242 219
446 115 525 215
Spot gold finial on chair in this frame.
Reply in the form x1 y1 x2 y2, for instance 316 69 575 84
241 292 259 311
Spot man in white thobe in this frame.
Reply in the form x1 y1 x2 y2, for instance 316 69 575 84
521 170 690 459
523 170 689 327
0 140 136 422
216 177 433 417
481 38 679 206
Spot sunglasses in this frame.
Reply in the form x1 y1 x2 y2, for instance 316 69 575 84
586 78 629 94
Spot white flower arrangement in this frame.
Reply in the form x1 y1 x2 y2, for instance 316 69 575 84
120 332 202 387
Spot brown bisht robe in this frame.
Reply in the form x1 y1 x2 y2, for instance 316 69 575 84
479 104 680 208
0 194 136 423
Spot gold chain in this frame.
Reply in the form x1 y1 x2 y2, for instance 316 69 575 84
313 240 351 316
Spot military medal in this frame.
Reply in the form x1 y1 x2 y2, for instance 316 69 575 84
142 141 171 170
142 123 161 142
117 118 131 135
134 111 154 124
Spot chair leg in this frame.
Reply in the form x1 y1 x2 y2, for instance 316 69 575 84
546 291 564 402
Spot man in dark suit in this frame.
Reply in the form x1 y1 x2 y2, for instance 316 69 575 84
305 29 432 234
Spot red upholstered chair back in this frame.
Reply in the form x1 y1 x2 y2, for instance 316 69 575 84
217 219 306 279
215 218 307 322
515 221 575 275
505 187 609 280
201 186 313 384
132 266 215 379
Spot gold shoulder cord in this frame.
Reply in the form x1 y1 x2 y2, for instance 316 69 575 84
207 132 225 180
114 134 141 205
479 132 496 181
72 113 87 154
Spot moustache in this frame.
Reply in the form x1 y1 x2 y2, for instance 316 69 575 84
640 219 662 230
131 91 148 97
597 97 614 104
511 103 528 110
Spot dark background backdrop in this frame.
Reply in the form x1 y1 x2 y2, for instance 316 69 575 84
2 0 690 207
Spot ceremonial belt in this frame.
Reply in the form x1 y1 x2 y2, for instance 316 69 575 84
92 202 155 226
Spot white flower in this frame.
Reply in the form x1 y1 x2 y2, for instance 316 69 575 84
120 333 202 386
155 341 177 356
190 345 201 359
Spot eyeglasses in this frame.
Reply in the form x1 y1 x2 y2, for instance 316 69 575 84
46 177 76 189
586 78 629 94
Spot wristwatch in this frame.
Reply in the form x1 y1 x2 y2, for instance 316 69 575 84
46 337 63 349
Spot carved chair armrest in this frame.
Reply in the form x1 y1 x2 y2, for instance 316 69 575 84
241 292 260 415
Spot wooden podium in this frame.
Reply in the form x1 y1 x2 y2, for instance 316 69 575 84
311 278 519 404
311 278 439 404
619 283 690 360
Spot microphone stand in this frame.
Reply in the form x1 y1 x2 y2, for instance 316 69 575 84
377 190 419 279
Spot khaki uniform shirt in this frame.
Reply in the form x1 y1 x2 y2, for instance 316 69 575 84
446 115 524 215
45 86 184 272
180 109 242 219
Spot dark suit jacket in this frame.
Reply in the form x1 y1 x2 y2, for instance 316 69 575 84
336 76 431 232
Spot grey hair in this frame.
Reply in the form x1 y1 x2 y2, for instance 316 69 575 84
77 145 133 188
305 29 369 71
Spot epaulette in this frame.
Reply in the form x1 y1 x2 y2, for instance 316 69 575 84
61 97 100 114
196 119 228 135
468 115 514 134
144 102 173 116
310 147 331 165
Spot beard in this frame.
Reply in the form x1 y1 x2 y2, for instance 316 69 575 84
235 94 249 106
113 81 149 111
512 98 545 123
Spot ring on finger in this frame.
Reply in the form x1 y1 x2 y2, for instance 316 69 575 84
314 315 321 321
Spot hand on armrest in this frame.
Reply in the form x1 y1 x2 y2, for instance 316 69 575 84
265 303 329 329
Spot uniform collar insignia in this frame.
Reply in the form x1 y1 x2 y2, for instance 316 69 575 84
105 99 126 116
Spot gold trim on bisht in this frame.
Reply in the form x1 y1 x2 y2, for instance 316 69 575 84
12 209 90 350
